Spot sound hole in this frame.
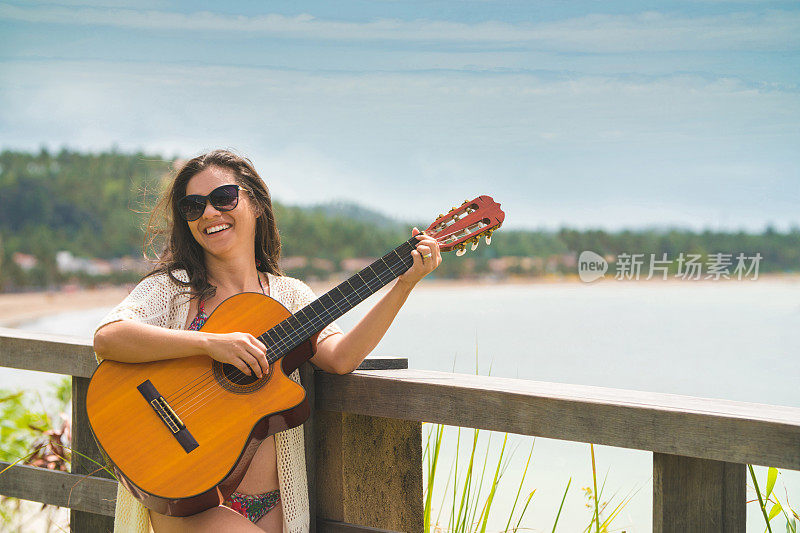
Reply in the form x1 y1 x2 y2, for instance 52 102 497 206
221 363 259 386
212 360 271 394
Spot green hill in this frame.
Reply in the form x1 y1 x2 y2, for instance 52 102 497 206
0 148 797 289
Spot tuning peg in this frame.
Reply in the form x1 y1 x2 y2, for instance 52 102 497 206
470 238 479 251
484 231 493 245
456 245 467 256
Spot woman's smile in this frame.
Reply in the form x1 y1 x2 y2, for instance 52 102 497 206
203 223 232 237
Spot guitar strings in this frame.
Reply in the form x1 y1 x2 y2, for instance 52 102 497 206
174 249 411 418
163 243 412 406
164 244 413 407
175 252 410 420
160 238 413 400
171 248 414 420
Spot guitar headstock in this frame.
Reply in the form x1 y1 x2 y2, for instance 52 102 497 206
425 196 505 256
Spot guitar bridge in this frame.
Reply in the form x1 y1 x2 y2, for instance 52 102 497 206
137 380 199 454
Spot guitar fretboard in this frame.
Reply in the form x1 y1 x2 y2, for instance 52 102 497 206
258 237 418 363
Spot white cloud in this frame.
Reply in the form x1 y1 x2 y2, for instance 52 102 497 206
1 3 799 52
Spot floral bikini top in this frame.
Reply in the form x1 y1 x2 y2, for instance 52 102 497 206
187 300 208 331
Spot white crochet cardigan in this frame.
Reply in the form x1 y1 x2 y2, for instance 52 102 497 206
93 269 341 533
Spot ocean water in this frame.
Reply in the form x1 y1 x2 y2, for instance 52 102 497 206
5 279 799 531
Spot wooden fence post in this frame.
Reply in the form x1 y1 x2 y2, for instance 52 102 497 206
653 452 745 533
315 411 423 532
314 358 421 532
71 376 115 533
301 361 318 533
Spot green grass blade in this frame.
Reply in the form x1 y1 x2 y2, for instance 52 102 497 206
449 427 461 532
749 464 774 533
591 444 600 533
551 477 572 533
468 431 491 531
478 432 508 533
513 489 536 532
505 440 535 532
454 427 477 530
0 450 37 476
768 502 783 521
424 423 445 532
766 467 778 500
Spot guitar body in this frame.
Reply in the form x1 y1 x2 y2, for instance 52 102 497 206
86 292 316 516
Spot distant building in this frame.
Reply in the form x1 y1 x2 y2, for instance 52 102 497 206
56 251 85 274
12 252 38 271
56 251 122 276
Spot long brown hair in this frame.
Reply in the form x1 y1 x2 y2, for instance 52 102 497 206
143 149 283 303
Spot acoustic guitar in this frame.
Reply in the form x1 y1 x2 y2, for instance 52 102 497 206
86 196 505 516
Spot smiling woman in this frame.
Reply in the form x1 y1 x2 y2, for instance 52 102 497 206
91 149 443 532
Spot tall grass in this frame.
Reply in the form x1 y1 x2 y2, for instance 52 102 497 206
749 465 799 533
422 349 636 531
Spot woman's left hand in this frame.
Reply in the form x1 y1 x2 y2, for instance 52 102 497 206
397 227 442 288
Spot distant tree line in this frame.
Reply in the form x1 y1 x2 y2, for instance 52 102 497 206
0 148 797 290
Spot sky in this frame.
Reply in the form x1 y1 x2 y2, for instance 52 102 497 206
0 0 798 231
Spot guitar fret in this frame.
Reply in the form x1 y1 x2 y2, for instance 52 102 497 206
262 238 419 362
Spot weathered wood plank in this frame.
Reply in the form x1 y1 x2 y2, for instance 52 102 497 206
317 519 401 532
355 357 408 370
0 462 117 516
71 376 115 532
0 327 96 378
316 369 800 471
301 361 318 533
315 412 422 531
653 453 745 533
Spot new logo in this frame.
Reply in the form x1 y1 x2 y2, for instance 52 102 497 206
578 251 607 283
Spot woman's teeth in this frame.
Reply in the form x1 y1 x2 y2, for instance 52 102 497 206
205 224 231 235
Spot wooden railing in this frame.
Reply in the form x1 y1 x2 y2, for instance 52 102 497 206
1 327 800 532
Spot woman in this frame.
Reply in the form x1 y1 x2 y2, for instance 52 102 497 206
92 150 441 533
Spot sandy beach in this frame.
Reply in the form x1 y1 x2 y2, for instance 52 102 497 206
0 277 520 328
0 286 132 328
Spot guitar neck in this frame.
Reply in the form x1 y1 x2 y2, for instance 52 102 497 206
259 236 418 364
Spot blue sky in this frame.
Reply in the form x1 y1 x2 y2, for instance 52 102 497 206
1 0 798 230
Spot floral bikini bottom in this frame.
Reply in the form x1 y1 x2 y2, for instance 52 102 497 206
223 489 281 523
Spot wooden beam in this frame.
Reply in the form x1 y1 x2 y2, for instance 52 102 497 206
0 462 116 516
317 519 401 532
316 369 800 471
0 327 95 378
653 453 745 532
71 375 115 532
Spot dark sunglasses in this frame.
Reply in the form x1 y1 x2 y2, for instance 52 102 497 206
178 184 244 222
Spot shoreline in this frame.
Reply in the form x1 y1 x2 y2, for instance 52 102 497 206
0 286 132 328
1 273 797 328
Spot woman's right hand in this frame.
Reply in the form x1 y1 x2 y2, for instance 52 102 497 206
203 332 269 378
